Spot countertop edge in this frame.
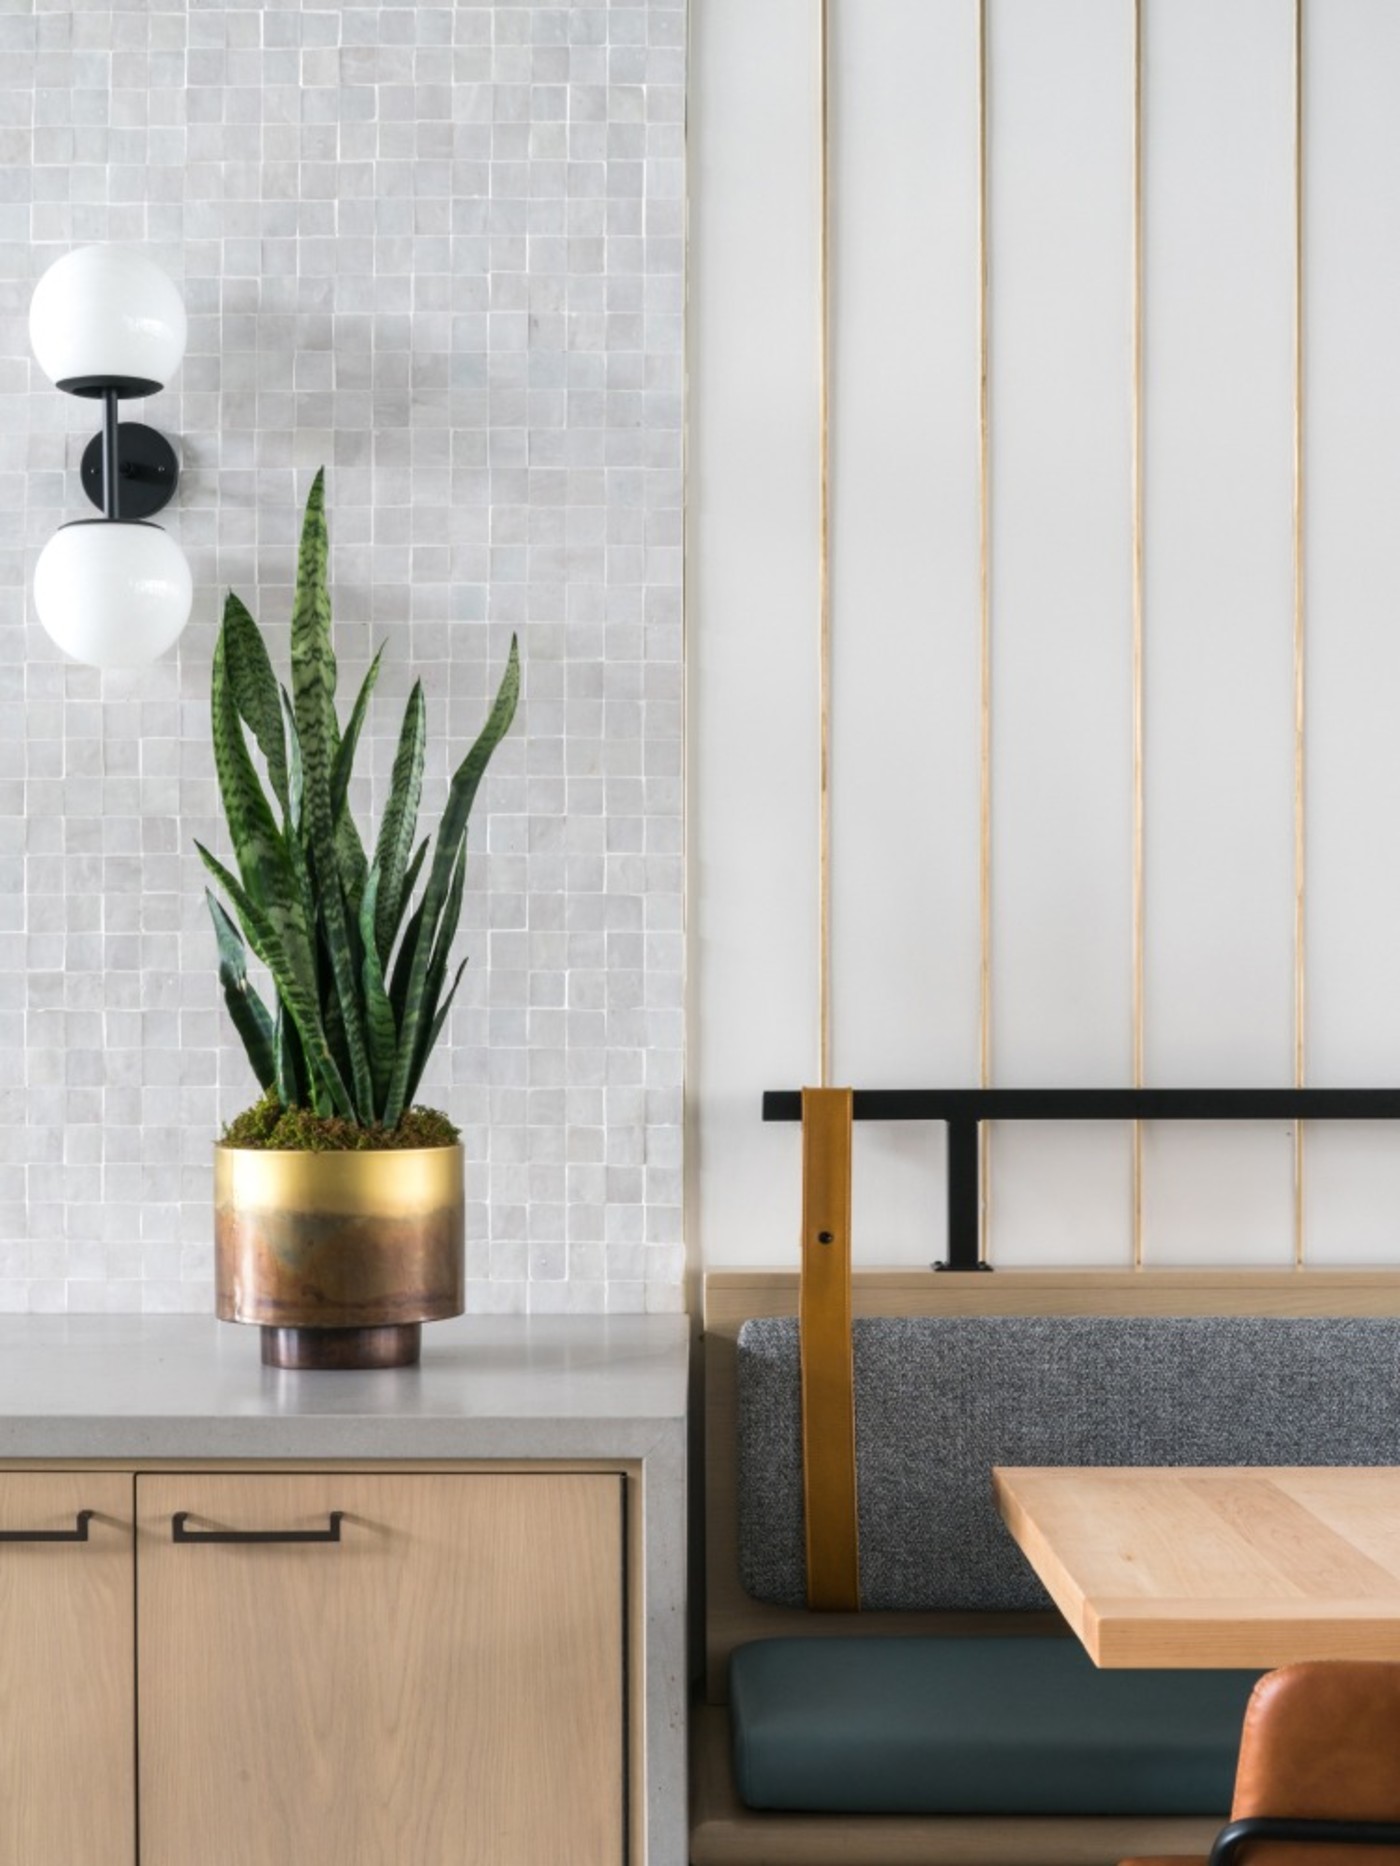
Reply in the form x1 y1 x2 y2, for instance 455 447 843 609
0 1415 684 1462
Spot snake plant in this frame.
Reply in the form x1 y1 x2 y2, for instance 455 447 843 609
198 469 520 1132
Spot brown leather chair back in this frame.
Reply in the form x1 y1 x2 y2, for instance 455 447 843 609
1230 1663 1400 1866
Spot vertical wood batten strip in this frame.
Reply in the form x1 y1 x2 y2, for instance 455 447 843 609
803 8 859 1611
977 0 992 1261
1292 0 1307 1268
1131 0 1146 1270
799 1087 859 1609
817 0 832 1091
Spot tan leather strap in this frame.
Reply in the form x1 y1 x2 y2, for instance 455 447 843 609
799 1085 860 1611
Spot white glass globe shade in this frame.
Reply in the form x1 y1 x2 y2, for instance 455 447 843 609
33 522 192 668
29 246 186 395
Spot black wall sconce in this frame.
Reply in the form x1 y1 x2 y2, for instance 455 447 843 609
29 245 192 668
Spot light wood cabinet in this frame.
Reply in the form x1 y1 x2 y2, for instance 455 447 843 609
136 1472 625 1866
0 1472 135 1866
0 1468 628 1866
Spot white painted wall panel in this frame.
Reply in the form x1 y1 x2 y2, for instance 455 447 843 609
1141 0 1297 1264
1303 0 1400 1261
987 0 1134 1265
689 0 820 1268
829 0 981 1265
693 1 1400 1280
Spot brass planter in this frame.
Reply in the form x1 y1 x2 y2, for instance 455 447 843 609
214 1143 464 1370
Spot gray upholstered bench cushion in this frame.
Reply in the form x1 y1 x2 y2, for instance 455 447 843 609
730 1637 1259 1815
737 1314 1400 1610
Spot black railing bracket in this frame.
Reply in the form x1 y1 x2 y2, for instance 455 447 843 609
763 1086 1400 1271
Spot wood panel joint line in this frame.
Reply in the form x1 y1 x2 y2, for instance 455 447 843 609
977 0 992 1263
1131 0 1145 1273
131 1469 141 1866
1293 0 1307 1270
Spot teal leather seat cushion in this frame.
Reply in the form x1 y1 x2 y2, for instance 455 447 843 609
729 1637 1259 1815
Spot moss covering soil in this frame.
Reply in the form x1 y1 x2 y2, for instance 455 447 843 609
222 1093 460 1152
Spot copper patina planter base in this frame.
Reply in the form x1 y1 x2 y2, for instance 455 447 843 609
215 1143 464 1373
260 1323 422 1371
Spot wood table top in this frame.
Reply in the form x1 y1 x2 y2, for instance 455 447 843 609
992 1465 1400 1669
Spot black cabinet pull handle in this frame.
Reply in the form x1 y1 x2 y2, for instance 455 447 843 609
171 1511 345 1545
0 1510 94 1543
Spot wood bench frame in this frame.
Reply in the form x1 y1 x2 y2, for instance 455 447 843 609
692 1265 1400 1866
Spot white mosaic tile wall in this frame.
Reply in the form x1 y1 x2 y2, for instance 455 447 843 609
0 1 686 1315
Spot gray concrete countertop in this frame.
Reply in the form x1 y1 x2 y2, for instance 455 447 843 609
0 1313 690 1462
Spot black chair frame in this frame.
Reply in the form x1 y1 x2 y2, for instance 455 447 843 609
1211 1818 1400 1866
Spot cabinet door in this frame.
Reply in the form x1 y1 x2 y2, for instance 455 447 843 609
137 1472 625 1866
0 1472 134 1866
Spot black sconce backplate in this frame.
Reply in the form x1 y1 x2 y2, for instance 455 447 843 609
80 422 180 520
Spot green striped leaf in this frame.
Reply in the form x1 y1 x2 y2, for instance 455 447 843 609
290 468 337 711
381 836 430 997
279 686 303 833
290 469 374 1120
387 882 428 1031
211 621 329 1077
372 682 426 965
205 889 276 1093
195 842 354 1120
433 639 520 890
403 959 466 1111
330 645 383 825
320 935 353 1100
273 1001 307 1111
418 839 467 1053
335 810 368 917
221 592 290 822
211 622 292 917
199 842 339 1108
211 635 339 1105
394 838 429 953
405 842 467 1099
382 637 520 1127
275 683 319 943
357 867 398 1117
